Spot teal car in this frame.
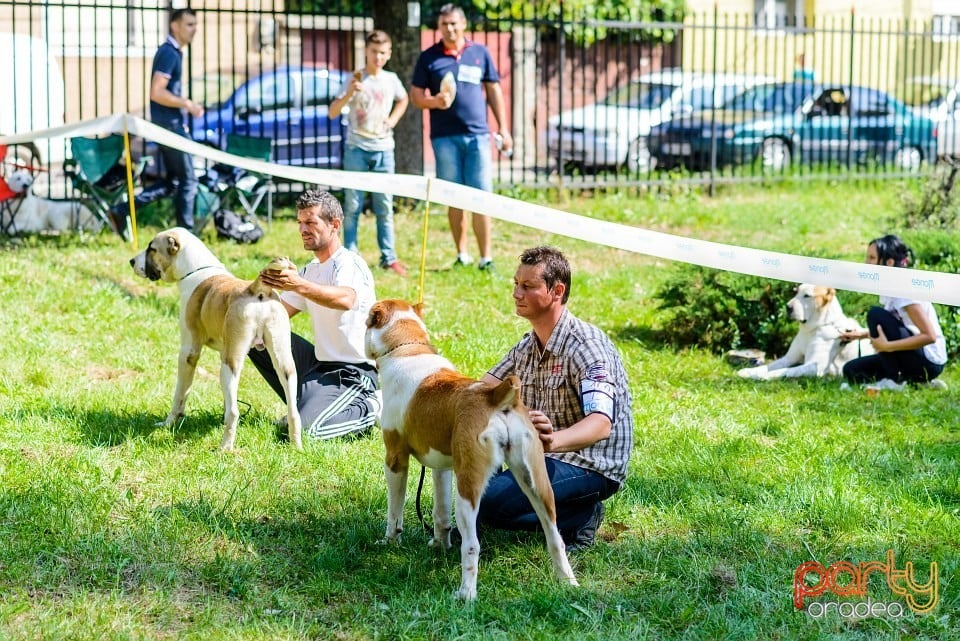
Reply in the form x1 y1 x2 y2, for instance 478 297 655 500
648 82 938 173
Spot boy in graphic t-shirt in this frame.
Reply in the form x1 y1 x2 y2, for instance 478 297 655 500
329 30 410 276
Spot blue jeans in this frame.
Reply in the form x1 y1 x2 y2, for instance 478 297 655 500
432 134 493 192
477 457 620 537
342 145 398 267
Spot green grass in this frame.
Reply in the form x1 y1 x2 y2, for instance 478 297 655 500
0 181 957 640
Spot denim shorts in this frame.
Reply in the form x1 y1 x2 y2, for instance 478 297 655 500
431 133 493 192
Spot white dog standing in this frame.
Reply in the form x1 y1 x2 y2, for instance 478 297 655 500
130 228 301 451
1 169 101 234
365 299 577 600
738 284 875 380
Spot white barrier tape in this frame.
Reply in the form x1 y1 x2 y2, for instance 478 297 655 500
3 114 959 306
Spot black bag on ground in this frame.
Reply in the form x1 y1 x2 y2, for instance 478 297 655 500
213 208 264 243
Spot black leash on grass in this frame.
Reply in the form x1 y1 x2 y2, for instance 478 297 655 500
415 464 430 534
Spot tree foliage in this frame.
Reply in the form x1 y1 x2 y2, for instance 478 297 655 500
287 0 685 45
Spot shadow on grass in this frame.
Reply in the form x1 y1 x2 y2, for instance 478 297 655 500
613 324 671 351
1 400 223 447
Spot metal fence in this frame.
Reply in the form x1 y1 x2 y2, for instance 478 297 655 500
2 1 959 194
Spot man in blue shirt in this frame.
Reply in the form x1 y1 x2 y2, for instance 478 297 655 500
411 4 512 271
149 8 204 230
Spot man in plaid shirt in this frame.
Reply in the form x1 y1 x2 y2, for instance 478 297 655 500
479 246 634 551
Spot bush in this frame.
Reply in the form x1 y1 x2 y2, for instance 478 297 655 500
654 233 960 359
654 265 798 355
897 161 960 230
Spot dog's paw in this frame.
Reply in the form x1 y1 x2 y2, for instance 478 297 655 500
454 586 477 601
737 365 768 380
428 527 453 550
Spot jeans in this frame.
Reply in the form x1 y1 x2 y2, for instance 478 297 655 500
842 306 945 384
342 145 398 267
431 134 493 192
157 125 198 230
477 457 620 537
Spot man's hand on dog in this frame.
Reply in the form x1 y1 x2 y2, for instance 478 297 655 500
529 410 556 451
259 266 300 291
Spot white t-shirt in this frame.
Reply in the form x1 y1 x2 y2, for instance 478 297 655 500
879 295 948 365
342 69 407 152
281 247 376 365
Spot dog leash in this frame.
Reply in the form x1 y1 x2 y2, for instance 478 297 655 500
414 465 431 535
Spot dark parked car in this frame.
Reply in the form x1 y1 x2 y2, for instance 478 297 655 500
648 82 938 172
188 64 350 168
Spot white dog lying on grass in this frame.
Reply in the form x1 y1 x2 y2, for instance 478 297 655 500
738 283 874 380
1 169 100 234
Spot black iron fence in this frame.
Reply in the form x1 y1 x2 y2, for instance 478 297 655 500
2 1 959 194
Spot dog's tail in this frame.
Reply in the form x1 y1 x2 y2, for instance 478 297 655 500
477 375 537 463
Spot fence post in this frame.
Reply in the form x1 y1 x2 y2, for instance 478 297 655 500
847 6 856 172
556 1 566 194
709 4 719 197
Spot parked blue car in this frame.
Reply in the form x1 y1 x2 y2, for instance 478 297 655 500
189 65 350 167
648 82 938 173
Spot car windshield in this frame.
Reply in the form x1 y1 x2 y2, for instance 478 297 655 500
234 72 296 112
899 80 951 107
603 81 677 109
191 72 244 109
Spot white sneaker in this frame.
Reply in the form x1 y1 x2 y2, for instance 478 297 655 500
865 379 906 392
924 379 948 391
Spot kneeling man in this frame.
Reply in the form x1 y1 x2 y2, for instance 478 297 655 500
479 246 634 551
251 189 380 440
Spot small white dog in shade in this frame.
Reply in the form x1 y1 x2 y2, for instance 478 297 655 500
1 169 101 234
738 283 874 380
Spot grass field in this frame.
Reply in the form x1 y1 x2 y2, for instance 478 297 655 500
0 181 957 640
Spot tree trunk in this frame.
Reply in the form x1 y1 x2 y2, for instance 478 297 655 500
372 1 423 175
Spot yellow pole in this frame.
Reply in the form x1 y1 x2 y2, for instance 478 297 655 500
121 120 138 250
417 178 432 306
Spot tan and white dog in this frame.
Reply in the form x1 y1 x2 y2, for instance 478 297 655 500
738 283 874 380
364 299 577 600
130 227 301 451
1 169 101 234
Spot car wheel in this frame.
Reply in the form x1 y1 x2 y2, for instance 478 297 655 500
759 138 790 172
626 137 655 174
893 146 923 172
1 143 40 177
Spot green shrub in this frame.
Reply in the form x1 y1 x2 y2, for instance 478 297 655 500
896 162 960 230
654 264 798 355
654 233 960 358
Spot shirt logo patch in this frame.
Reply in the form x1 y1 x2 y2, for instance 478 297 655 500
457 64 482 85
585 364 609 381
551 364 562 375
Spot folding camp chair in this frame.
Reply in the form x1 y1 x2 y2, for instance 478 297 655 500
0 168 25 236
63 135 149 240
0 144 30 235
212 134 274 226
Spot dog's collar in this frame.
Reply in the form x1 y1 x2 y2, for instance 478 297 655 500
179 265 223 281
371 340 433 360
